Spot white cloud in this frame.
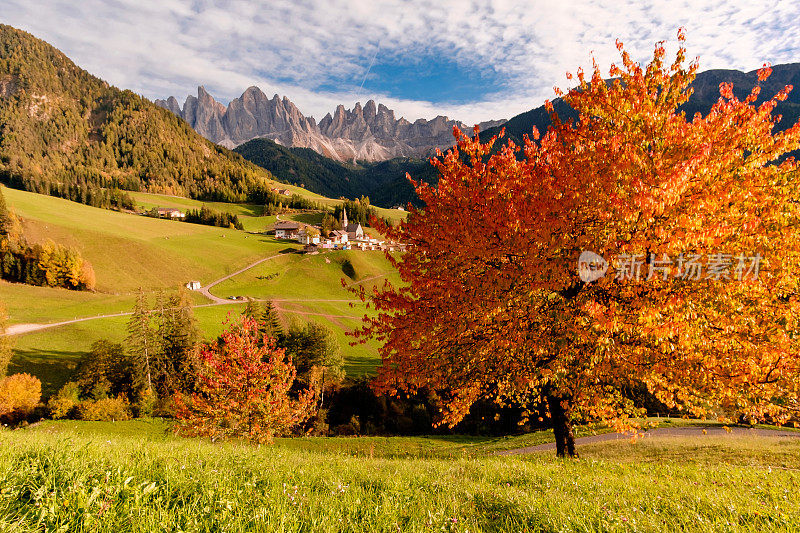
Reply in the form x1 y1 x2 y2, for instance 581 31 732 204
3 0 800 124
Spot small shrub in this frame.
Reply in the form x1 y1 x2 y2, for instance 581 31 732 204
77 397 131 421
48 381 81 419
134 387 156 418
0 373 41 424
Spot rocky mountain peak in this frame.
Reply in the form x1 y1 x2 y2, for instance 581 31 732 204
156 86 507 161
363 99 377 120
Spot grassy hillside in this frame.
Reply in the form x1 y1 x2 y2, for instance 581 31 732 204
207 249 400 377
6 304 246 396
128 191 277 233
0 24 282 204
212 250 400 301
0 186 396 394
128 189 407 231
1 420 798 531
3 185 291 294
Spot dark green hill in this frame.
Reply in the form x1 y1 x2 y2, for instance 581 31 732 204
235 137 437 207
233 138 360 199
0 24 275 204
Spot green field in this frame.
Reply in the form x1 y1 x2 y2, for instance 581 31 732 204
4 186 290 294
2 187 398 395
207 249 399 377
128 187 408 231
1 420 798 531
5 303 245 396
213 250 400 301
128 191 278 233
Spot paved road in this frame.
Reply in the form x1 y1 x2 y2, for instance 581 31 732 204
497 426 800 455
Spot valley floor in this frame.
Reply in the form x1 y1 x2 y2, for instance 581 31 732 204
1 420 799 532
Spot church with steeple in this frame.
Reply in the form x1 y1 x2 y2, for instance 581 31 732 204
341 208 364 240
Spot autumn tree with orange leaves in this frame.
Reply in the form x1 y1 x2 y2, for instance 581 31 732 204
174 317 315 444
353 30 800 456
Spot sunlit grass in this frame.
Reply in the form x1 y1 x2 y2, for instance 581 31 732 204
1 420 798 531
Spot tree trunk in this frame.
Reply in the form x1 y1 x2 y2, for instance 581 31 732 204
547 394 578 458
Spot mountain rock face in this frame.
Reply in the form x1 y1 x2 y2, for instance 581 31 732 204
156 87 506 162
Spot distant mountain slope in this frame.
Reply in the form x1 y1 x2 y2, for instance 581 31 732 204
156 86 505 162
233 138 360 199
0 24 279 204
234 137 435 207
480 64 800 146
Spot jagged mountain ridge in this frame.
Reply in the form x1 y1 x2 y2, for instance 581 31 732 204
233 63 800 209
155 86 505 162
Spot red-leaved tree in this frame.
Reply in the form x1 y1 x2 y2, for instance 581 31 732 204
174 317 315 443
353 30 800 456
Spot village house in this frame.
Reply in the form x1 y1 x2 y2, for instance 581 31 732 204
297 226 321 245
327 229 348 245
274 220 301 239
185 281 201 290
155 207 185 219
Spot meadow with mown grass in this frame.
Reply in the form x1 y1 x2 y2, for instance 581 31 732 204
1 419 799 532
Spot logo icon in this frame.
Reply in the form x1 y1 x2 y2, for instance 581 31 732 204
578 251 608 283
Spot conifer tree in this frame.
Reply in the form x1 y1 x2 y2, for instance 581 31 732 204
158 287 200 394
242 299 283 341
0 189 11 237
126 289 157 394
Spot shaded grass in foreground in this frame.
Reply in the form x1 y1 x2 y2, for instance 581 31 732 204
1 421 799 531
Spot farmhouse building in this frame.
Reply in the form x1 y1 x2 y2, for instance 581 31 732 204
298 227 321 245
155 207 185 219
274 221 301 239
328 230 348 244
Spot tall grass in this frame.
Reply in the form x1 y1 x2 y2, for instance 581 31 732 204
1 422 799 531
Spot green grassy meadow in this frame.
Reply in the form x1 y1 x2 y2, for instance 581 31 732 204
128 187 408 231
1 186 399 395
1 420 799 531
4 186 289 293
128 191 278 233
209 250 398 376
213 250 399 301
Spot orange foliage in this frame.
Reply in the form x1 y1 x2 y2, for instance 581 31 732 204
0 373 41 422
174 317 315 444
354 31 800 440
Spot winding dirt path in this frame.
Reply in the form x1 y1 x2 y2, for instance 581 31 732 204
5 248 367 336
496 426 800 455
198 252 289 304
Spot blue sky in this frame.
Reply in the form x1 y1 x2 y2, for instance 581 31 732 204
3 1 800 124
